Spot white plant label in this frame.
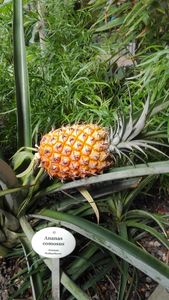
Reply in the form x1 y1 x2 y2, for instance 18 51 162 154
31 227 76 258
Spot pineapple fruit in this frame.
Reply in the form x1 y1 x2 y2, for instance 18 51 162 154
38 98 163 180
39 124 111 180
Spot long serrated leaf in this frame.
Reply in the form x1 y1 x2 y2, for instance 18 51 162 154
34 161 169 192
32 210 169 289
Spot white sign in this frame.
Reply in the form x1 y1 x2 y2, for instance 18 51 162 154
31 227 76 258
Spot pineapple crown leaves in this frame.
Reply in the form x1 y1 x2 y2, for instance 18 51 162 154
108 97 169 159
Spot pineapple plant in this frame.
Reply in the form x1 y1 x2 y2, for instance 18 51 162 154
38 98 165 180
1 2 169 298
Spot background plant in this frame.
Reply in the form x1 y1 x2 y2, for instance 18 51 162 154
1 0 169 157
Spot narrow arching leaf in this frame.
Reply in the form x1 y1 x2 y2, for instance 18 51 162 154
16 159 34 178
122 105 133 141
0 186 29 198
78 187 100 223
126 221 169 249
61 272 90 300
118 222 129 300
149 100 169 117
126 210 167 237
123 176 155 209
12 150 34 171
128 97 149 141
94 16 124 32
35 161 169 193
67 243 98 280
33 177 141 201
20 240 43 300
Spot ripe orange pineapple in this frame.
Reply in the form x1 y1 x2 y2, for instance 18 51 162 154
38 99 163 180
39 124 111 179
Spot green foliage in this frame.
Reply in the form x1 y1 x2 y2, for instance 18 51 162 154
27 0 117 130
0 2 16 155
1 0 169 299
1 0 169 154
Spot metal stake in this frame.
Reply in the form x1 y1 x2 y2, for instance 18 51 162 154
52 258 60 300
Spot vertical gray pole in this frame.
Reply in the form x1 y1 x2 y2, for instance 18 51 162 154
52 258 60 300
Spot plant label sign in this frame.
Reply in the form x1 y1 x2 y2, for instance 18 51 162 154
31 227 76 258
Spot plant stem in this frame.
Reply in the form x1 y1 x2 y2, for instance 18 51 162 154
13 0 32 148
